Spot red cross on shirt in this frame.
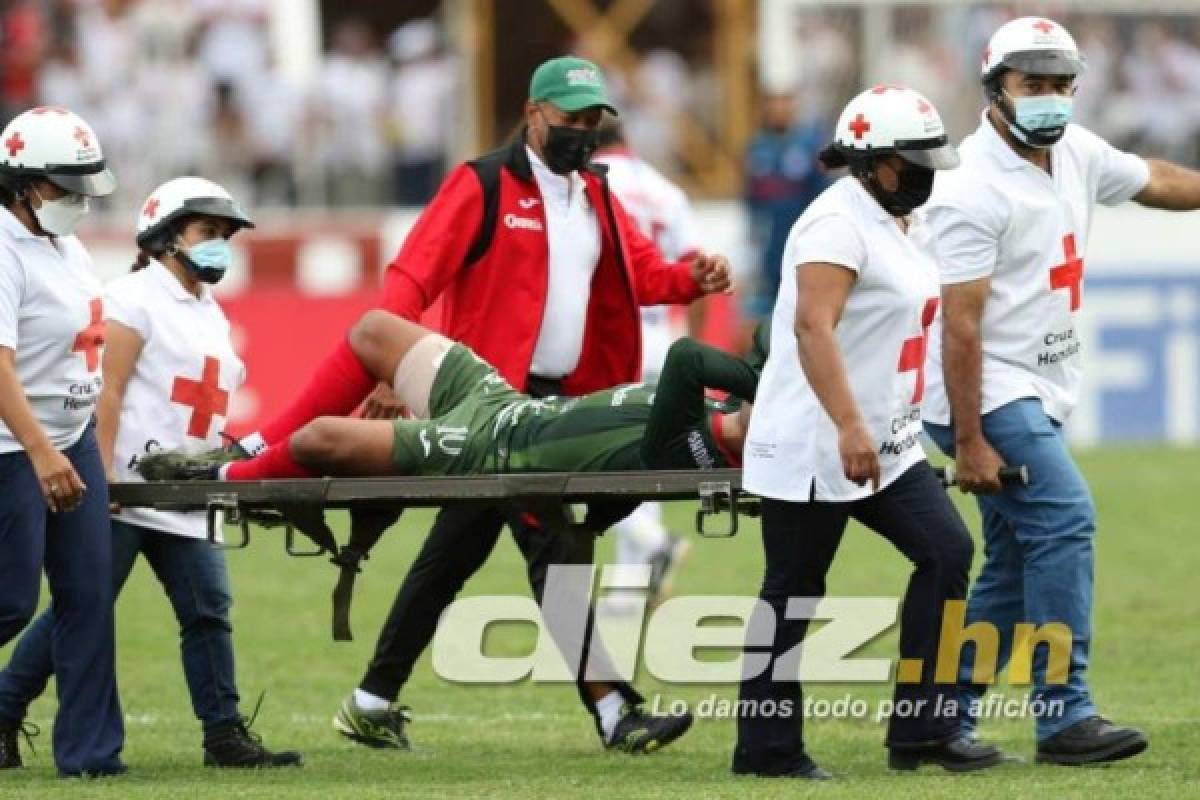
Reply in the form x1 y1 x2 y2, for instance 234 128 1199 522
71 297 105 371
4 132 25 158
848 113 871 140
896 298 939 404
1032 19 1056 34
171 356 229 439
1049 233 1084 311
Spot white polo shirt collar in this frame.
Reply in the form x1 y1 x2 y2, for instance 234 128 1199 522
0 206 43 241
147 257 212 304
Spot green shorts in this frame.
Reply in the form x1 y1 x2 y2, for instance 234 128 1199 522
390 344 523 475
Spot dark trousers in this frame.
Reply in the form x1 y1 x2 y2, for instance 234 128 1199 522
0 424 124 775
733 461 973 775
0 519 239 734
359 503 642 719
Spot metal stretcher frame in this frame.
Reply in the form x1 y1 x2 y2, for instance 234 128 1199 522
108 464 1023 546
109 470 759 641
107 465 1024 641
108 468 762 546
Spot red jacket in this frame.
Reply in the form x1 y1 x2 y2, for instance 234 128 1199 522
381 135 702 395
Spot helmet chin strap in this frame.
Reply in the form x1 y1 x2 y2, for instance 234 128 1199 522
165 240 201 276
166 238 224 284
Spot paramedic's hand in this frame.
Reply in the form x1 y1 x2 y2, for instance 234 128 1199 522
30 443 86 513
838 420 880 492
362 383 405 420
106 468 121 514
955 435 1005 495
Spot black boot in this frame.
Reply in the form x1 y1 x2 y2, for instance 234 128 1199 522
0 721 40 769
1036 716 1148 765
203 719 303 768
888 735 1008 772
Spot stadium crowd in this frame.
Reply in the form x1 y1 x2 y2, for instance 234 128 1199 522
6 2 1200 214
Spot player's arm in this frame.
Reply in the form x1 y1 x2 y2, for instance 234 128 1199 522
941 278 1004 494
794 261 878 491
1133 159 1200 210
641 338 759 467
95 320 144 480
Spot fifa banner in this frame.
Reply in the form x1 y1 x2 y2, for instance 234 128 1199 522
81 204 1200 444
1075 205 1200 445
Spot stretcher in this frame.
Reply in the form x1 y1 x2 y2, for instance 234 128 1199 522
108 465 1025 641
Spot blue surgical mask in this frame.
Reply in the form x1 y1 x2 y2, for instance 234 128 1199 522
180 237 233 283
1002 90 1073 148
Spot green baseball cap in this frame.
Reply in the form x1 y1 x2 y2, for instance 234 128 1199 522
529 56 618 116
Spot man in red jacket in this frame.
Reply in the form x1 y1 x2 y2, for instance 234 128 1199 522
231 56 731 754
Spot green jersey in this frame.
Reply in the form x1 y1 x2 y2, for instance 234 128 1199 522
390 336 761 477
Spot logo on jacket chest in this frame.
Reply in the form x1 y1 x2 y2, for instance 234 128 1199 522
504 213 544 232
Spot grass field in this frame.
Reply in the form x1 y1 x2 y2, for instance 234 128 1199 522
2 447 1199 798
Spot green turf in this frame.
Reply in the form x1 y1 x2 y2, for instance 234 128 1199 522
3 447 1199 798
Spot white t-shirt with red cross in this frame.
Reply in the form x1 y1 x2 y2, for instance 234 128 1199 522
744 176 940 503
921 114 1150 425
593 148 700 382
0 208 106 453
107 260 245 539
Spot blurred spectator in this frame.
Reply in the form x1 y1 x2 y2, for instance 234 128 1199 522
196 80 254 206
7 3 1200 212
193 0 268 94
241 52 301 206
740 90 829 345
792 13 855 127
386 17 456 206
311 18 389 206
624 48 691 173
1 0 48 121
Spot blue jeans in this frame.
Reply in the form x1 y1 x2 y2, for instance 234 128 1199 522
925 397 1098 741
0 518 240 734
0 423 124 775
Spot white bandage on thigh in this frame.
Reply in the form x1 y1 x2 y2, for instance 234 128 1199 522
392 334 454 419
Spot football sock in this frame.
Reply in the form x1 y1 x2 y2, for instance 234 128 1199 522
353 689 392 711
237 431 268 457
257 337 376 446
224 441 314 480
596 691 624 743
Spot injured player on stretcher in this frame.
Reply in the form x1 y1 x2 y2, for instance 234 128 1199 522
137 310 765 482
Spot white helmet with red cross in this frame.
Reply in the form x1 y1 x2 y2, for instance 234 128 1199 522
982 17 1086 83
824 85 958 170
0 106 116 196
136 176 255 253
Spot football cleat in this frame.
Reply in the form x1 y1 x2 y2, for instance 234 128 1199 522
136 448 241 481
605 704 693 754
333 695 412 750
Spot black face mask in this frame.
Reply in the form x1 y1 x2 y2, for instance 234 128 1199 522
541 123 599 175
868 162 936 217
